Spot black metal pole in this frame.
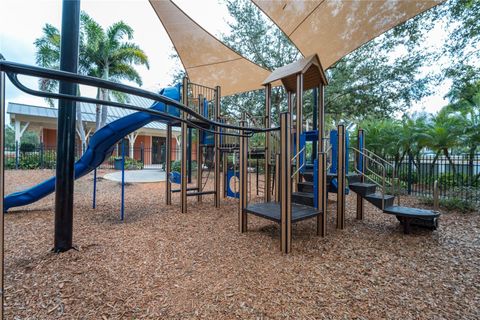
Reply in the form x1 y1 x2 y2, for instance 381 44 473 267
187 127 192 183
312 88 318 163
408 153 413 195
54 0 80 252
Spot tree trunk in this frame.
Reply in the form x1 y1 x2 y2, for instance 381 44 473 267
76 102 87 155
95 89 102 131
429 151 441 175
443 148 456 176
468 145 476 186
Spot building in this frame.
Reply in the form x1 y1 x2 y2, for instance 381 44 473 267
7 102 190 167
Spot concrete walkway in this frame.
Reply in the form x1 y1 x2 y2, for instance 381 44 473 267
103 169 166 183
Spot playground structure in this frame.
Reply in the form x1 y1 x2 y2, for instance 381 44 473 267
1 54 441 256
0 1 455 317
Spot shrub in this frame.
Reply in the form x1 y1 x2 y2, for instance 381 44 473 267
19 142 37 153
398 171 418 184
114 157 144 170
438 172 467 188
171 160 197 172
440 197 477 213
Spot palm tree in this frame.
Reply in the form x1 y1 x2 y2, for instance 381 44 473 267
417 107 463 175
447 81 480 184
34 12 149 149
80 13 149 130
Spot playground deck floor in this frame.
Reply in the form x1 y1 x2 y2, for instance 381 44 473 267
3 169 480 319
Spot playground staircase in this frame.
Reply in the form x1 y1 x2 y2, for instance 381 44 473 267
350 147 440 234
348 181 439 233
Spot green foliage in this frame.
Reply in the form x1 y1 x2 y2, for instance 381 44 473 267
34 12 149 128
398 171 419 184
171 160 197 173
420 193 477 213
19 143 36 153
114 157 144 170
5 153 56 170
438 173 467 188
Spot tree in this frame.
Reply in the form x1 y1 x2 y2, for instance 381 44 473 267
34 12 149 150
219 0 433 126
417 107 464 174
446 80 480 183
220 0 300 125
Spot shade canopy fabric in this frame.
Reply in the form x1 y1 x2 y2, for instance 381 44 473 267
150 0 443 96
253 0 443 69
149 0 271 96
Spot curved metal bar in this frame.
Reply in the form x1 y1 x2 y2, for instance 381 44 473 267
7 72 253 138
0 61 279 133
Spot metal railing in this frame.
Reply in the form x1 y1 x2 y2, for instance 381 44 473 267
363 148 401 205
291 146 306 179
352 147 389 210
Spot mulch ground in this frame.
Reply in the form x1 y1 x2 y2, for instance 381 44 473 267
4 169 480 319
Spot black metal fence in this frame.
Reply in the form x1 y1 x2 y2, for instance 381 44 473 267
386 153 480 205
4 143 186 170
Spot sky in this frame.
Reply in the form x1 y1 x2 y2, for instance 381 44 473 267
0 0 450 123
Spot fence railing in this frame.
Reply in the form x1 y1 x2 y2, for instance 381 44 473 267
4 143 195 170
383 153 480 205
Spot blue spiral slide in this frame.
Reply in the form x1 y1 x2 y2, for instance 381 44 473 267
4 86 181 212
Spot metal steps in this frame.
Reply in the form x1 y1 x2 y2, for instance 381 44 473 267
292 191 314 207
348 179 439 233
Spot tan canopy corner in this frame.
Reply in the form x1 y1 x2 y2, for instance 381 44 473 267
149 0 272 96
253 0 444 69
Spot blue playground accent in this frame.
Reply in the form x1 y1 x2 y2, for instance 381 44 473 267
300 129 350 196
357 132 364 172
199 98 215 146
4 85 182 212
226 169 240 198
329 129 349 175
169 171 182 184
313 158 318 208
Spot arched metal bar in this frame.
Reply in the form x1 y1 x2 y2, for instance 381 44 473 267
6 72 255 138
0 61 279 133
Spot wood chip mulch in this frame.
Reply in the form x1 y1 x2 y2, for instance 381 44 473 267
4 169 480 319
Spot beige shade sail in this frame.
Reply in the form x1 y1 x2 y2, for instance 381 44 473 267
253 0 444 69
149 0 272 96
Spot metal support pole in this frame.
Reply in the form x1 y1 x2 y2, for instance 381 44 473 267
197 131 203 202
357 129 365 220
280 112 292 253
318 85 325 152
54 0 80 252
15 141 18 170
121 138 125 221
181 77 188 213
166 124 172 205
287 91 293 114
223 152 228 198
317 83 327 236
187 127 192 183
92 168 97 209
214 86 221 208
337 124 346 229
317 153 327 236
239 114 248 232
0 71 7 319
264 84 271 202
312 88 318 163
275 153 280 202
295 74 303 190
40 142 44 169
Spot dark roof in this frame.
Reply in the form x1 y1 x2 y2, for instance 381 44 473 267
262 54 328 91
7 97 177 131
